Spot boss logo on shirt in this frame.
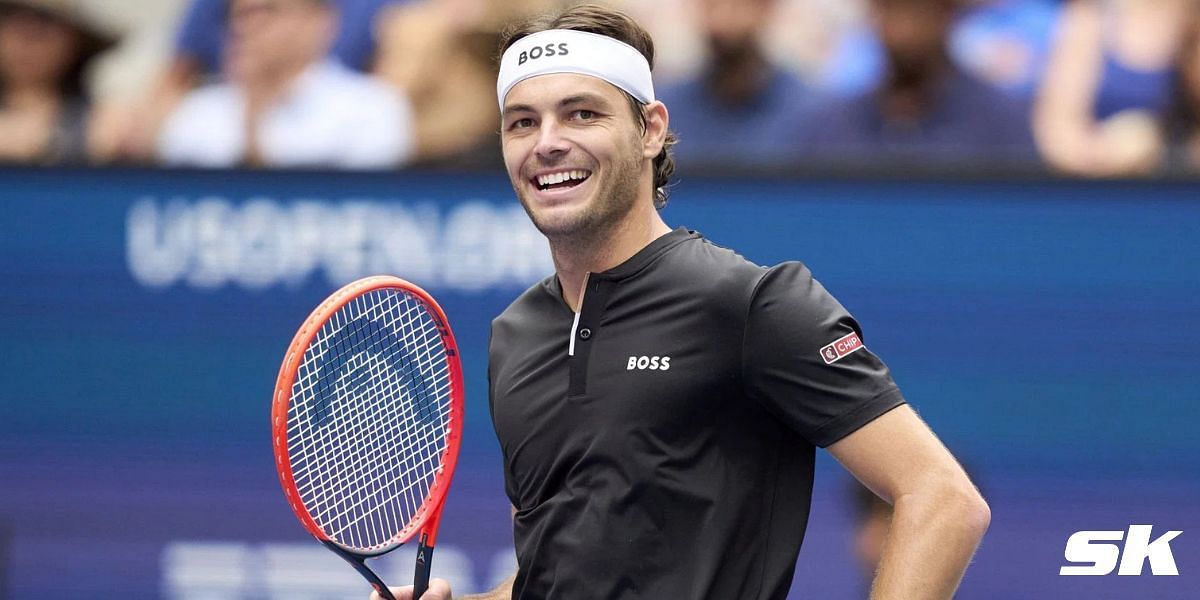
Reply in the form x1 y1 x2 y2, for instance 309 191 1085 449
626 355 671 371
518 43 570 65
820 332 863 364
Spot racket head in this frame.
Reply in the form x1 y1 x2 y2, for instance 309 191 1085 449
272 275 464 557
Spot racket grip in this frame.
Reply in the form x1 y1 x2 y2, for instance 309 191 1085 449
413 534 434 598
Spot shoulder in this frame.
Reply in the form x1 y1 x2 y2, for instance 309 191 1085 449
651 233 776 317
491 276 559 341
669 233 767 283
749 261 834 312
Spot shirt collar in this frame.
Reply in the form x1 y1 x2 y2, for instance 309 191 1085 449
543 226 699 302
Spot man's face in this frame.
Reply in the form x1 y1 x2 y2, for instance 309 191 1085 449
0 7 80 88
500 73 648 239
700 0 773 49
871 0 954 71
226 0 331 83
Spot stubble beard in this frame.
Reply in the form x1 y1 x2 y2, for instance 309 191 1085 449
515 144 644 246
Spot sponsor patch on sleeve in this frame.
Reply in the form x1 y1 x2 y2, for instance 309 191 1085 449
820 332 864 365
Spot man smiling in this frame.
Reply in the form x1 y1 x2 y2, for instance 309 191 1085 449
376 4 989 600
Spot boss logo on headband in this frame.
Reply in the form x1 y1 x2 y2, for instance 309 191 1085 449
518 43 570 65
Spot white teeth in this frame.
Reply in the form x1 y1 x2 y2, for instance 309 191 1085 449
536 170 591 187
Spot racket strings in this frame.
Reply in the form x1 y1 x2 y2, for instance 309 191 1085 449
296 294 449 549
316 292 448 541
286 288 452 551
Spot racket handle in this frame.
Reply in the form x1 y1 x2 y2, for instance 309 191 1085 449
413 534 434 598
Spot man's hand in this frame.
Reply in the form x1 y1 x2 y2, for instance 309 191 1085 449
370 579 452 600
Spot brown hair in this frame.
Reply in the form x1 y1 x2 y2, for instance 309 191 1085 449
499 3 677 209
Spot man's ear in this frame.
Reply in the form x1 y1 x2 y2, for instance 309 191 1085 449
642 101 669 159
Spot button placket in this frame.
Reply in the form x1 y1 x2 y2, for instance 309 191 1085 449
567 278 611 397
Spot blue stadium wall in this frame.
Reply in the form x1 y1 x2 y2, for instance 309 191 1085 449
1 167 1197 598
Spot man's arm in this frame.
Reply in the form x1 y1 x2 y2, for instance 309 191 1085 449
827 405 991 600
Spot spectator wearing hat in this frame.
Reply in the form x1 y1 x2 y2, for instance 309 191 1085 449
158 0 414 169
0 0 115 164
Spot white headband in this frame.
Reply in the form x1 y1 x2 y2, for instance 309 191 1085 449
497 29 655 110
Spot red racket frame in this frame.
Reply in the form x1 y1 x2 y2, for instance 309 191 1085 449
271 275 464 599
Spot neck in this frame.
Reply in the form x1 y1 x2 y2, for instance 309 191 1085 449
551 197 671 311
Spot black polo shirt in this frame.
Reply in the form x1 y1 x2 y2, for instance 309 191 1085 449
488 227 905 600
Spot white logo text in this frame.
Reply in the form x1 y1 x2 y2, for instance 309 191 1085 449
626 356 670 371
1060 525 1181 576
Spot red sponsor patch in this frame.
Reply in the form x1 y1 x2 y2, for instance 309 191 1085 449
820 332 864 365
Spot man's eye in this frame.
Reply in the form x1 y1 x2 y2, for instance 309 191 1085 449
510 118 534 130
572 110 596 120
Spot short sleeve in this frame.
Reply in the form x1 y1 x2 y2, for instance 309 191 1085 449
742 262 905 447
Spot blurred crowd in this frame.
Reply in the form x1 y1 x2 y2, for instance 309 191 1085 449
2 0 1200 175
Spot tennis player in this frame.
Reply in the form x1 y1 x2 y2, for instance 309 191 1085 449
376 4 989 599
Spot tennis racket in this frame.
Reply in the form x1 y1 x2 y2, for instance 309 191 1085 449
272 275 464 600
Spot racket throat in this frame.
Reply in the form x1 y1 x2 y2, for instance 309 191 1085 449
321 540 396 600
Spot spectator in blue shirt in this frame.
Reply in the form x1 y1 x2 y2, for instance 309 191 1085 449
157 0 414 169
799 0 1037 166
656 0 814 169
96 0 404 163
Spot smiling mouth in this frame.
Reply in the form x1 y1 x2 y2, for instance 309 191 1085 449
532 169 592 192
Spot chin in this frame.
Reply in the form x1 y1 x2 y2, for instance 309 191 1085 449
529 207 596 238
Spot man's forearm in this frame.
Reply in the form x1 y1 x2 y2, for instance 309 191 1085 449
869 483 991 600
461 574 514 600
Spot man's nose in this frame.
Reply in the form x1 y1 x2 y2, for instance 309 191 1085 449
534 120 570 161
